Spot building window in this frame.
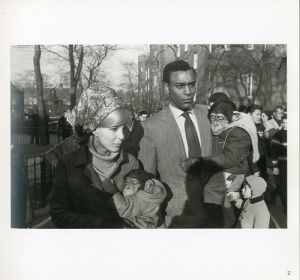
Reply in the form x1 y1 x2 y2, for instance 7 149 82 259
147 84 150 91
147 68 150 80
140 66 143 72
246 73 253 98
154 50 157 57
193 53 198 69
246 44 254 50
224 44 230 51
176 45 181 57
153 76 157 86
184 44 188 52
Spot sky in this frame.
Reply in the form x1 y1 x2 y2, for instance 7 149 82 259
10 44 149 89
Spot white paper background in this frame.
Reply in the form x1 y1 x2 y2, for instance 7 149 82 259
0 0 299 279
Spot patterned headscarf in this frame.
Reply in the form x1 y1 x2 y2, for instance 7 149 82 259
74 86 125 131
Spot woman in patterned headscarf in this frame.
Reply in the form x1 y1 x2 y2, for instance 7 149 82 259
50 86 140 228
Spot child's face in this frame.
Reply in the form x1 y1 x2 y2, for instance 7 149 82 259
123 177 142 196
242 183 252 199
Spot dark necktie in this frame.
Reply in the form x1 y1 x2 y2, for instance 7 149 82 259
182 112 202 158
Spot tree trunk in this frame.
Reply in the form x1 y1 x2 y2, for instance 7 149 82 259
69 45 84 109
33 45 48 145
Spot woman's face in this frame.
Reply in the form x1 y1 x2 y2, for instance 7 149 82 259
261 112 269 122
92 108 131 153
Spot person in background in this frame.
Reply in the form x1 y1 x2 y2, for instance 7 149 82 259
247 105 267 181
208 92 229 109
261 110 271 125
50 86 140 228
238 104 248 113
138 60 212 228
29 108 39 144
264 105 284 139
58 110 73 140
138 110 149 122
270 113 287 214
122 105 144 158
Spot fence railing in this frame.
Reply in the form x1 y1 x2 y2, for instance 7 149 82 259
11 136 77 228
11 121 71 146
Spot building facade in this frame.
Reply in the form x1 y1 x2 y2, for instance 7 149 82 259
138 44 287 111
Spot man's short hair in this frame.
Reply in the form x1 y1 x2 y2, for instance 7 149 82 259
163 60 196 85
273 105 284 113
208 92 229 104
138 110 148 117
246 104 263 114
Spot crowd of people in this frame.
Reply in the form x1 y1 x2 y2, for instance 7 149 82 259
49 59 287 229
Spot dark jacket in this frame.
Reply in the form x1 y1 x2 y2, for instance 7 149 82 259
203 127 253 205
50 145 140 228
270 130 287 163
208 127 253 174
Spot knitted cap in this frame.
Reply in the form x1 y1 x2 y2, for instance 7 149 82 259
245 175 267 197
75 86 124 131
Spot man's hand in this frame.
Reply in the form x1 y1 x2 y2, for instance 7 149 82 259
227 191 240 201
180 158 201 172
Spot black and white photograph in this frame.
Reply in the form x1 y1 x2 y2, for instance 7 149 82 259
1 0 299 280
10 44 288 229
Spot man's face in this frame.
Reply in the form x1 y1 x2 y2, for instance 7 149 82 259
273 108 284 121
139 114 148 122
123 177 142 196
165 69 197 111
281 118 287 130
251 109 262 124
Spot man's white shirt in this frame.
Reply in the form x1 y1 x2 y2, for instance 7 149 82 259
169 103 202 157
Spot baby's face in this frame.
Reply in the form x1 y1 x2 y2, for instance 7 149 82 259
123 177 142 196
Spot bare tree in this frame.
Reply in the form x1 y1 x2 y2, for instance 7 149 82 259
119 61 138 111
33 45 48 144
42 44 117 108
81 45 117 90
68 45 84 109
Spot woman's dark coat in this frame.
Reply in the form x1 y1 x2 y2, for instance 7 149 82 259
50 145 139 228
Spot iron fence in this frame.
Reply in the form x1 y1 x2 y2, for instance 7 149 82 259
11 136 77 228
11 121 66 145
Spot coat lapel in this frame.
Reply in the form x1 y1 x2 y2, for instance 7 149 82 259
161 107 187 159
84 163 104 191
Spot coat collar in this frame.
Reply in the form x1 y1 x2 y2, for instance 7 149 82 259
74 144 126 167
74 144 127 192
